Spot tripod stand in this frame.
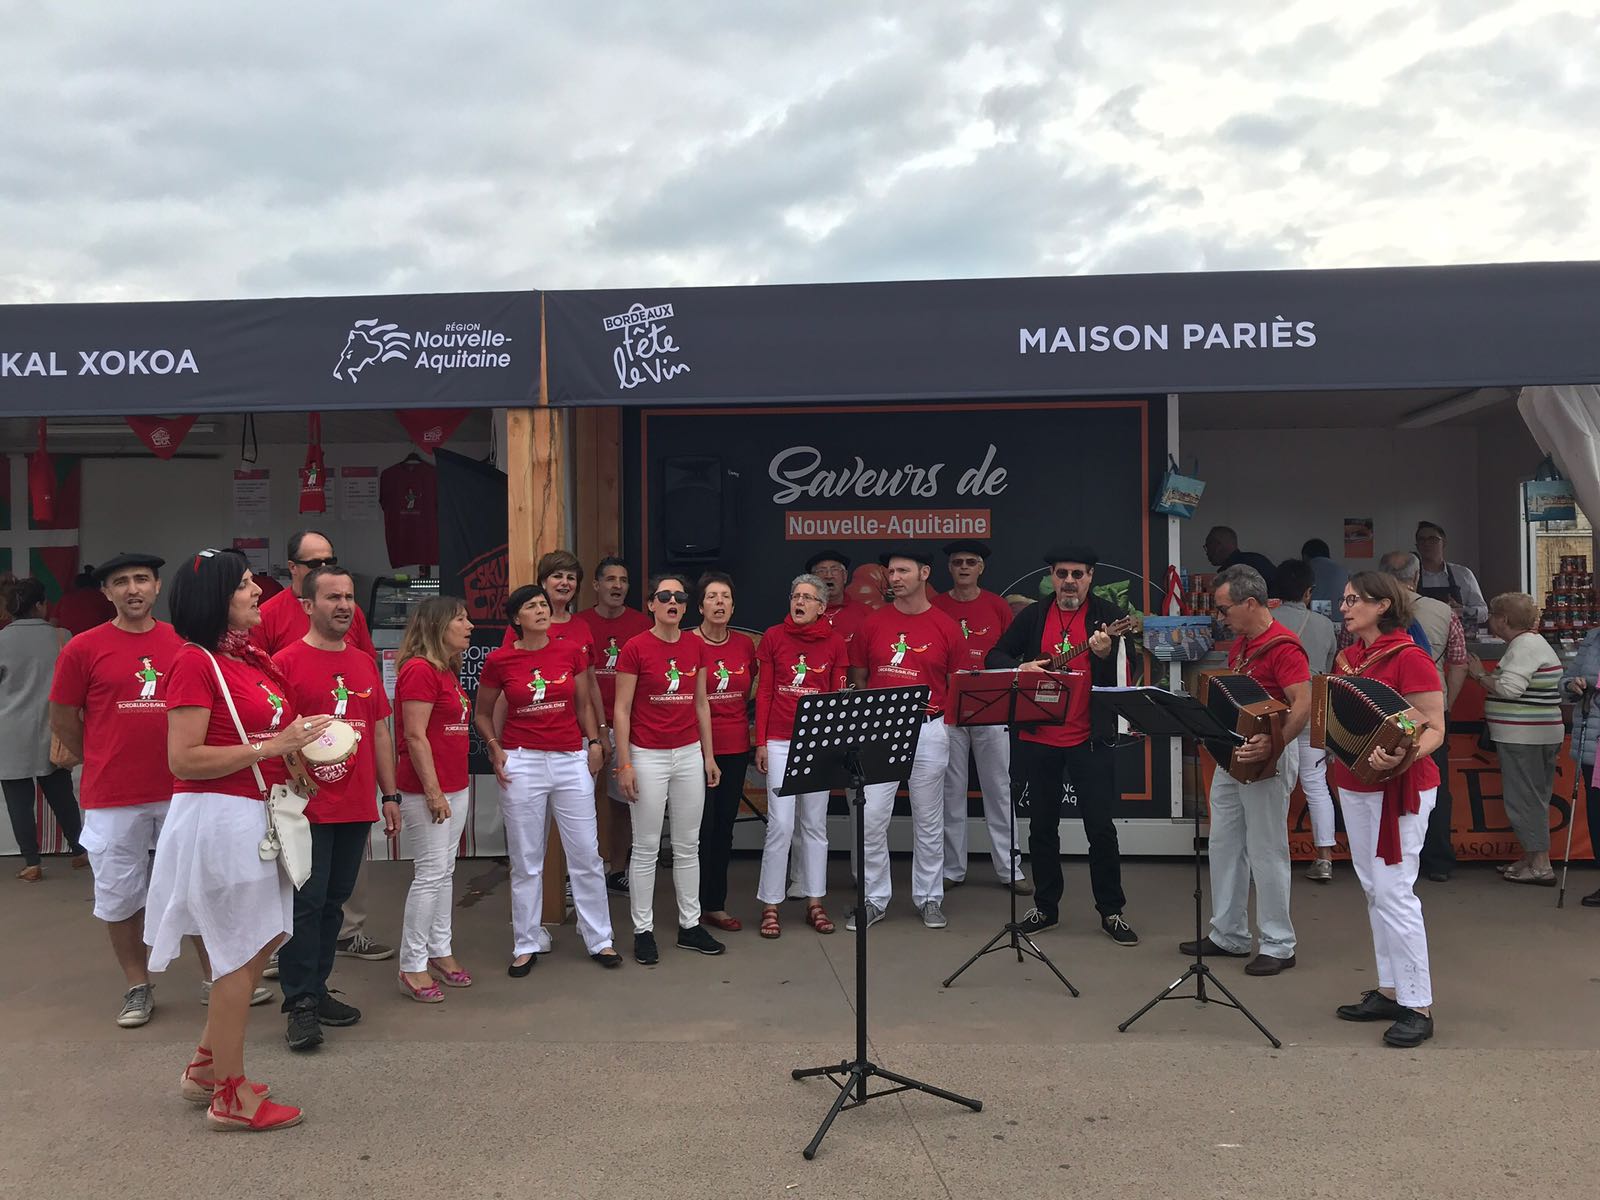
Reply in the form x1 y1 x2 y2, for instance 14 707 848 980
1096 686 1280 1047
785 686 982 1159
942 669 1078 994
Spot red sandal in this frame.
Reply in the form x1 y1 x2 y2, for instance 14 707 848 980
180 1046 271 1104
207 1076 303 1132
759 907 782 939
805 903 835 934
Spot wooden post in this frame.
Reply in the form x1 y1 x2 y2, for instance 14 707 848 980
507 305 571 923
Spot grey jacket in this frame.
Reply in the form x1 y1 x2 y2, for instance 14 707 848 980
1561 628 1600 765
0 619 64 778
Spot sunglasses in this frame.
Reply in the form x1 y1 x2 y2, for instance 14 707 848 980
652 590 690 604
293 556 338 569
949 556 983 568
1053 568 1090 580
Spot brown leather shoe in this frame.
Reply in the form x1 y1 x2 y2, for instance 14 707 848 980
1177 936 1248 958
16 864 42 882
1244 952 1296 976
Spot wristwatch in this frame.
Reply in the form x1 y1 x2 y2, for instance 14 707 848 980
381 793 402 805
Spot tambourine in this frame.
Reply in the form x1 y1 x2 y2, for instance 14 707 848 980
301 719 361 767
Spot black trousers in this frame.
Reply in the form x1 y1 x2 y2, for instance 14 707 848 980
1419 739 1457 877
279 821 370 1008
1016 738 1126 919
699 750 752 912
2 771 84 866
1583 770 1600 866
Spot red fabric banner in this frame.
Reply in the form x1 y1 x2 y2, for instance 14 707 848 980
394 408 468 453
124 415 198 459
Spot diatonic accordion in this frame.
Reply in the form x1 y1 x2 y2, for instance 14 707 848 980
1310 674 1427 785
1197 671 1289 784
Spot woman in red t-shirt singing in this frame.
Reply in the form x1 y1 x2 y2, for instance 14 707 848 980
146 548 331 1132
753 573 849 938
691 571 757 933
394 596 475 1003
1331 571 1447 1050
475 584 618 975
613 574 723 965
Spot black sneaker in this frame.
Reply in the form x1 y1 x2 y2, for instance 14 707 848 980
1016 908 1058 936
1382 1008 1435 1048
677 924 726 955
606 871 630 896
1101 913 1139 946
1336 989 1408 1023
633 931 659 965
285 1000 323 1051
316 992 362 1026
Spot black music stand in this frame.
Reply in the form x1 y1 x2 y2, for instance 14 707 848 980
781 685 983 1160
941 669 1080 995
1093 686 1281 1048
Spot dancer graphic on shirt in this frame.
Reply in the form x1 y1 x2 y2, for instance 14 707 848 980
135 656 162 699
790 654 811 688
665 658 683 694
329 673 372 718
257 680 285 727
713 659 732 693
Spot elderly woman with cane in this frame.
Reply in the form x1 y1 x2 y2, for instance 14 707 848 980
1468 593 1564 885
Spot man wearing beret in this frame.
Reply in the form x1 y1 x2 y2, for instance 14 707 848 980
805 547 869 646
931 539 1030 896
847 546 964 930
987 545 1139 946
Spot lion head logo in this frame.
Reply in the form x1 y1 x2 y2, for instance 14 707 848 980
333 319 411 382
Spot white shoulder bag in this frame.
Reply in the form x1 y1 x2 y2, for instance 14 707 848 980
202 649 315 889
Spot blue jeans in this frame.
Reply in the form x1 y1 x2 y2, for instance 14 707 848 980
278 821 370 1008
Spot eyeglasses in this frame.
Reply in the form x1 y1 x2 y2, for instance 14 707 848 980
790 592 823 604
652 590 690 604
1213 602 1237 617
1053 568 1089 580
1338 595 1370 608
293 556 338 569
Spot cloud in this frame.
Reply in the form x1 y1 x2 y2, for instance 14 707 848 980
0 0 1597 304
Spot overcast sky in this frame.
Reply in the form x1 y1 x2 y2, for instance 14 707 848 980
3 0 1596 303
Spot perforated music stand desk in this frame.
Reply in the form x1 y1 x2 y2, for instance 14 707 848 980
1092 685 1281 1048
941 669 1082 995
779 685 983 1159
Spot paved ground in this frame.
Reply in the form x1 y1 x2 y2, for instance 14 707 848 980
3 853 1597 1199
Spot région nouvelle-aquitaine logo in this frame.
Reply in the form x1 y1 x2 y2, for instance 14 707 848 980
333 317 514 382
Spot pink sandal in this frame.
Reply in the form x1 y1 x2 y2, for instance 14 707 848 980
428 958 473 988
397 971 444 1003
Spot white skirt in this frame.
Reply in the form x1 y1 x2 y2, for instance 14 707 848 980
143 791 292 979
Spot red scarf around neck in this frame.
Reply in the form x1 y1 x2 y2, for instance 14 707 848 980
783 613 835 642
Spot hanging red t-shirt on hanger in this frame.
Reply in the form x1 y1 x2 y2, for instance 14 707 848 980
379 455 439 568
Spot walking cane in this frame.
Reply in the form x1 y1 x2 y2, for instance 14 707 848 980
1557 688 1592 909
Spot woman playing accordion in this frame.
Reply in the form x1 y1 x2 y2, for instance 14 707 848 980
1329 571 1447 1048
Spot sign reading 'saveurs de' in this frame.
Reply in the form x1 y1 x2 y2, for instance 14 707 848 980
0 290 539 417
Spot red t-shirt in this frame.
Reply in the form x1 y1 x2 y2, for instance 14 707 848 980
51 586 115 637
395 657 471 793
576 607 653 719
755 622 849 743
273 640 392 823
480 641 589 752
695 629 757 755
849 603 962 716
1329 631 1442 793
931 590 1015 672
1023 603 1093 748
165 645 295 800
1228 620 1311 704
617 630 705 750
825 600 869 645
49 621 186 809
250 587 376 657
379 459 439 568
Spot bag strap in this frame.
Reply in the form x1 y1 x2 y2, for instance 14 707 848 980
1233 634 1306 673
1335 640 1410 677
200 648 269 800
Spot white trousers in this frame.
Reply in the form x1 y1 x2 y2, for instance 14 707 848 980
80 801 169 922
398 788 470 973
756 740 829 904
502 748 613 956
862 718 949 910
1296 727 1336 849
1341 786 1437 1009
629 743 706 934
941 723 1018 882
1207 749 1298 958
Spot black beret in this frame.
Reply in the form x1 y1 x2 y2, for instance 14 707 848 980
878 545 934 568
93 552 165 583
942 539 991 559
1042 545 1098 569
804 548 852 574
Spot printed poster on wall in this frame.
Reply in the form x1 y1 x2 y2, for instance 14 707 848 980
1343 517 1374 559
341 466 381 520
231 537 270 574
233 469 270 533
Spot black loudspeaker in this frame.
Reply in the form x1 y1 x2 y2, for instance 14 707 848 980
663 455 724 562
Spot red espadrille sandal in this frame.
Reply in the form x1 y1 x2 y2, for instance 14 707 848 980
180 1047 270 1104
207 1076 302 1132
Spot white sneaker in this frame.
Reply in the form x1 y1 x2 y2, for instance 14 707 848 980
199 980 274 1006
1305 858 1333 882
262 951 279 979
116 983 154 1028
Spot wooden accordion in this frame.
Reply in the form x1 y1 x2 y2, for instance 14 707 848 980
1197 672 1289 784
1310 675 1427 785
